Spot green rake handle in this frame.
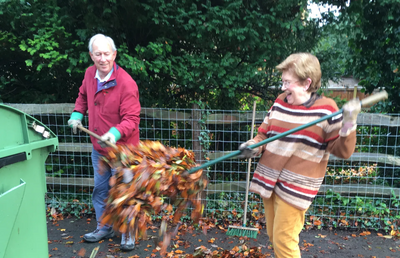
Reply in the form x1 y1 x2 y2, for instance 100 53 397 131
187 90 388 174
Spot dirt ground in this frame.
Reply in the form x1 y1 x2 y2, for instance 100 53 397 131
47 217 400 258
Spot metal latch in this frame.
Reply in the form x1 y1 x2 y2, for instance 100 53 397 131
31 121 51 139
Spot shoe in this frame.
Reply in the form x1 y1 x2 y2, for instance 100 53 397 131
120 232 135 251
83 228 115 243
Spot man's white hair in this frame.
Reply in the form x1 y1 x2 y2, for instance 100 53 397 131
88 34 117 53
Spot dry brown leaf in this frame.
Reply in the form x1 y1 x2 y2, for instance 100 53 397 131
77 248 86 257
98 140 207 248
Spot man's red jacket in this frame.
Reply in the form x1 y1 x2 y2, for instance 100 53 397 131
73 63 141 155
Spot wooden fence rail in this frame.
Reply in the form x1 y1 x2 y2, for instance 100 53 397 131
5 103 400 197
6 103 400 126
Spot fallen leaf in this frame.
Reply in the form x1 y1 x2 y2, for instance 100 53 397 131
77 248 86 257
232 246 240 252
313 220 322 226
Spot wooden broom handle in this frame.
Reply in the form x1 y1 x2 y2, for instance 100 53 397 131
77 125 118 150
360 90 388 107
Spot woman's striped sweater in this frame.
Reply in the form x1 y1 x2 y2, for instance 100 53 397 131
249 93 357 211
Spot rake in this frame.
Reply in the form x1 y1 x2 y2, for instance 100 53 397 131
186 91 388 237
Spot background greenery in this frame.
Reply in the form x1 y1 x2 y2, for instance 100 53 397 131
1 0 398 111
2 0 399 231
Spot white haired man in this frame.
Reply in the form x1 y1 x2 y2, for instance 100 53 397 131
68 34 140 251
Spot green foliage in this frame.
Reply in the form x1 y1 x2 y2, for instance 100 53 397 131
313 14 355 87
315 0 400 112
192 100 212 156
0 0 321 109
0 0 88 103
47 194 93 219
122 0 320 109
309 189 400 232
317 88 347 108
346 1 400 112
206 192 261 222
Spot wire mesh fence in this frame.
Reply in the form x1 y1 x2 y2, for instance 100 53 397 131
5 103 400 230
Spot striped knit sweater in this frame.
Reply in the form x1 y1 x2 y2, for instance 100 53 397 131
249 93 357 210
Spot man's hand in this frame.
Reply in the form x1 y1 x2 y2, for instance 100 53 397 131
238 139 259 159
98 127 121 148
68 119 82 134
341 98 361 136
99 132 116 148
68 112 84 134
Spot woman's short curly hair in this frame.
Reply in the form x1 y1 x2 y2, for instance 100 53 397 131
276 53 322 92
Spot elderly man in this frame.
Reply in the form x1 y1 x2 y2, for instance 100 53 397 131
68 34 140 251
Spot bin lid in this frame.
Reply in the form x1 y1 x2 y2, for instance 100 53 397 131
0 104 58 158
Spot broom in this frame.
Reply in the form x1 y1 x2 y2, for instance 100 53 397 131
226 100 259 238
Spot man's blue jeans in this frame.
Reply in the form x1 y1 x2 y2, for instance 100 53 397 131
91 148 113 230
91 148 133 244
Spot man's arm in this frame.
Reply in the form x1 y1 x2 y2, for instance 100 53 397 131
114 79 141 139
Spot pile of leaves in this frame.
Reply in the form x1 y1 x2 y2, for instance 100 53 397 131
189 245 271 258
98 140 207 244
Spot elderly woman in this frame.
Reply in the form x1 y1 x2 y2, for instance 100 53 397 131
239 53 360 258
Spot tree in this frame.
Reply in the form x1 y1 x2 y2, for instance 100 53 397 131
1 0 321 109
314 0 400 112
0 0 92 103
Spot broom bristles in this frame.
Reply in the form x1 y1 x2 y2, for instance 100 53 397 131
226 225 258 238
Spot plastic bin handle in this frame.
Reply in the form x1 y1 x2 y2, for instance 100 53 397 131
0 153 27 169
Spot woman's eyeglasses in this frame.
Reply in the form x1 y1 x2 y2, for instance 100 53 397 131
280 80 299 87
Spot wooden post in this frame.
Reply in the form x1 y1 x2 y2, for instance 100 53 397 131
191 103 207 215
353 85 358 99
191 103 202 163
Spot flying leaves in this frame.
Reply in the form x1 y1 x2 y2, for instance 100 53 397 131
98 140 207 250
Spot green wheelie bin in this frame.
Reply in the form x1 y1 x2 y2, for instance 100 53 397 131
0 104 58 258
